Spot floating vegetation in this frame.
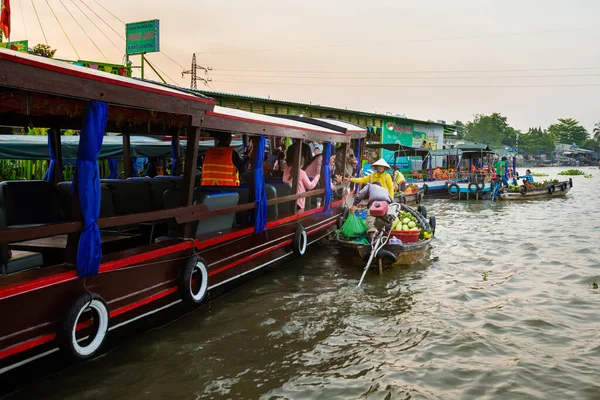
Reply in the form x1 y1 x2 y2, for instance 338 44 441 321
531 172 549 177
584 174 593 178
558 169 585 176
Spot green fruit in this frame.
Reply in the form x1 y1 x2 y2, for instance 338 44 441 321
402 218 410 224
408 221 416 228
402 224 409 231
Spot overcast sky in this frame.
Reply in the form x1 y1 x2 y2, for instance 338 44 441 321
8 0 600 132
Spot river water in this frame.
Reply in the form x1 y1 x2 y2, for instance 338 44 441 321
6 167 600 400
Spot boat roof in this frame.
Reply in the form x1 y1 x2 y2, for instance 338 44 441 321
260 115 367 139
0 47 215 130
366 143 430 157
202 106 352 143
456 143 493 153
0 134 243 160
429 149 463 156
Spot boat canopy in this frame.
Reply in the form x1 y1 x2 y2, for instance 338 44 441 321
203 106 351 143
0 135 242 160
429 149 463 157
456 143 493 154
264 115 367 139
0 47 215 133
366 143 430 157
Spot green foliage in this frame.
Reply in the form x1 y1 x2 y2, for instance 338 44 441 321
581 138 599 151
453 120 466 139
558 169 585 176
593 122 600 141
464 113 515 148
32 44 57 58
531 172 548 177
518 127 555 155
547 118 589 147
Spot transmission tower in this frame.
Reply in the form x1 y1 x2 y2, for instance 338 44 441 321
182 53 212 90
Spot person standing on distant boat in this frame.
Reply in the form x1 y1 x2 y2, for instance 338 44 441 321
494 156 509 187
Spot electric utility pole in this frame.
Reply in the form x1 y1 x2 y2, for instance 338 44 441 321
181 53 212 90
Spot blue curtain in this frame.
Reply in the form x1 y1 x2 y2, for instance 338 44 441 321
43 130 62 182
253 136 268 234
108 158 119 179
354 138 361 178
74 101 107 278
323 142 332 211
170 136 180 176
132 157 144 177
512 156 517 175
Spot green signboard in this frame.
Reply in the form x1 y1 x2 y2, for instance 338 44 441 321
125 20 160 55
381 119 414 164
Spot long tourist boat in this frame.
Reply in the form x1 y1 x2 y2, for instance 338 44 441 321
0 47 364 384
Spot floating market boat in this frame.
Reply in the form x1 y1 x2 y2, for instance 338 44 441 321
336 203 435 274
498 179 573 200
0 47 365 383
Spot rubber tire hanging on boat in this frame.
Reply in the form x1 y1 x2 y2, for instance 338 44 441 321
519 186 528 195
547 185 555 195
422 184 429 195
447 183 459 196
429 216 436 236
560 183 566 191
179 254 209 305
399 195 407 205
342 206 349 220
476 181 485 191
292 225 308 256
58 292 109 360
569 178 573 188
417 205 427 218
468 183 478 194
375 250 396 264
416 192 423 204
337 216 344 229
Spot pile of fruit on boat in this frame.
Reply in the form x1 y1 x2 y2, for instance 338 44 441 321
391 210 433 241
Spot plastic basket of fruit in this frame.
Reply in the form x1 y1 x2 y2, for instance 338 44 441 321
390 230 420 243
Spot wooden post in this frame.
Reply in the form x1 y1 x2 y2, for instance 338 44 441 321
122 134 133 178
180 127 200 237
171 128 181 176
290 139 303 214
50 126 63 183
339 142 348 195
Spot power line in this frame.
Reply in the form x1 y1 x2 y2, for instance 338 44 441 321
17 0 28 39
144 54 178 84
211 73 600 80
215 80 600 89
213 66 600 75
58 0 107 60
69 0 121 52
198 25 600 55
79 0 124 40
44 0 80 59
31 0 48 44
92 0 124 24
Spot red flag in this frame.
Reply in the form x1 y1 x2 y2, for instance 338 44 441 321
0 0 10 39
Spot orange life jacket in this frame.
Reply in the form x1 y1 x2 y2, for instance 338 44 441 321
201 147 240 186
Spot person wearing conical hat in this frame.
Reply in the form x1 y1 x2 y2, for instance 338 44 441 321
344 158 394 198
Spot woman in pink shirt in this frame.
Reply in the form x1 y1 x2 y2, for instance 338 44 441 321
283 157 320 211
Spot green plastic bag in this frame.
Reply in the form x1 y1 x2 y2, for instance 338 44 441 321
341 213 367 238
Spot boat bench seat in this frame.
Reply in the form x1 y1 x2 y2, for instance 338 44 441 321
0 211 43 275
57 182 116 220
161 189 240 238
193 192 240 236
266 181 292 216
125 177 182 210
0 180 60 227
196 184 278 223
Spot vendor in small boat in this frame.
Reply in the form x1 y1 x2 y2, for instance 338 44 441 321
516 169 534 185
392 167 407 192
350 182 393 240
344 159 394 198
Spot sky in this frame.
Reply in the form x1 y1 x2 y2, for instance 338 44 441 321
5 0 600 132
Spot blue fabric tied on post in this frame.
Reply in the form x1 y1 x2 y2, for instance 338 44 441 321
170 136 180 176
43 131 62 182
253 136 268 234
108 158 119 179
73 101 108 278
323 142 332 211
428 154 433 181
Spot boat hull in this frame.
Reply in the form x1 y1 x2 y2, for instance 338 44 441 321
0 204 342 384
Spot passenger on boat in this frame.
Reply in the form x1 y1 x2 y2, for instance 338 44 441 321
392 168 406 192
283 154 320 211
350 181 392 240
334 145 357 178
201 132 245 186
345 159 394 198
